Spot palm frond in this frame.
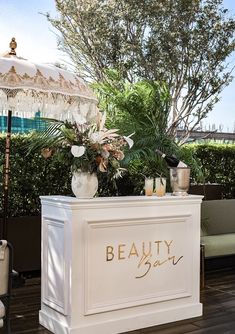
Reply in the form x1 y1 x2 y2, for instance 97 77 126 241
26 120 66 154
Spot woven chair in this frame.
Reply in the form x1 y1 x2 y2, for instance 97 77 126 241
0 240 13 333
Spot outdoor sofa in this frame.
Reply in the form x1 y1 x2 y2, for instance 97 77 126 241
201 199 235 268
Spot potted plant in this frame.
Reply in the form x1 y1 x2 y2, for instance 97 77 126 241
27 112 133 198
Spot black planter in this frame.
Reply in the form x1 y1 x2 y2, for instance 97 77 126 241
189 184 224 200
0 216 41 273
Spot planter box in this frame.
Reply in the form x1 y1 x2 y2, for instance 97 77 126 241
189 184 224 200
0 216 41 273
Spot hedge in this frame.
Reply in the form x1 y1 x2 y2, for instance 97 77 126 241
186 143 235 198
0 135 235 217
0 134 123 217
0 134 72 217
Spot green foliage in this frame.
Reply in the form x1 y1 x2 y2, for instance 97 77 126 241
47 0 235 141
187 143 235 198
116 143 235 196
94 71 170 136
180 144 205 183
94 73 204 187
1 134 235 218
94 73 175 176
0 134 72 217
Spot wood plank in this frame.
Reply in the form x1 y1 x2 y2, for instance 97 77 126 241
0 268 235 333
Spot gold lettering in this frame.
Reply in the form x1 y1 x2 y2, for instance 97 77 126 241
118 244 126 260
142 241 152 257
106 246 114 261
168 255 183 265
153 258 169 267
128 242 139 258
164 240 173 254
137 254 148 268
154 240 162 255
106 240 183 279
136 254 151 278
137 254 184 278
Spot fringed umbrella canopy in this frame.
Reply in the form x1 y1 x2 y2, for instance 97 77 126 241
0 38 98 121
0 38 98 239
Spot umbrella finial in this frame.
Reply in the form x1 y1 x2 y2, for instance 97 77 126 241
9 37 17 56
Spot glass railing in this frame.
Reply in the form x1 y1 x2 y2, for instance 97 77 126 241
0 115 47 133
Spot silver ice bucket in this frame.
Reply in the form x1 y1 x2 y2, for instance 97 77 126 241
170 167 190 196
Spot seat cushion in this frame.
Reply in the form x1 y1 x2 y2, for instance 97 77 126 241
201 199 235 235
201 233 235 258
0 300 5 318
0 242 9 295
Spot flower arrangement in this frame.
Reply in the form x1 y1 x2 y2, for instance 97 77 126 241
30 112 133 177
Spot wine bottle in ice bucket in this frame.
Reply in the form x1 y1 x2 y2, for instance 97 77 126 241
155 149 187 168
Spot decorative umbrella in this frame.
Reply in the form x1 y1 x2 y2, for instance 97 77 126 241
0 38 98 239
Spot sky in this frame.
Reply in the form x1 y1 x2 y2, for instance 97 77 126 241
0 0 234 132
208 0 235 132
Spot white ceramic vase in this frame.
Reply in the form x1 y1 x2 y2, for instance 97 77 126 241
71 171 98 198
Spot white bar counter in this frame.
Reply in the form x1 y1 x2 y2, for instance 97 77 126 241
39 194 203 334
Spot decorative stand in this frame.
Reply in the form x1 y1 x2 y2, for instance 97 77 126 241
40 195 203 334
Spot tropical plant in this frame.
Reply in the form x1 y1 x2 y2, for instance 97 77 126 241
93 73 204 191
94 73 179 171
94 72 173 153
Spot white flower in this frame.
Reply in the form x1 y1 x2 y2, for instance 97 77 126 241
123 133 134 148
71 145 86 157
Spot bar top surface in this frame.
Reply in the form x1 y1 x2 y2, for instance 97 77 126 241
40 194 203 206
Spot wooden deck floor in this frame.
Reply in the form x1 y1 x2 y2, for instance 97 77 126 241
2 268 235 334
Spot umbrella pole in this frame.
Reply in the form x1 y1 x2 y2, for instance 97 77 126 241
2 109 24 287
2 109 12 239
